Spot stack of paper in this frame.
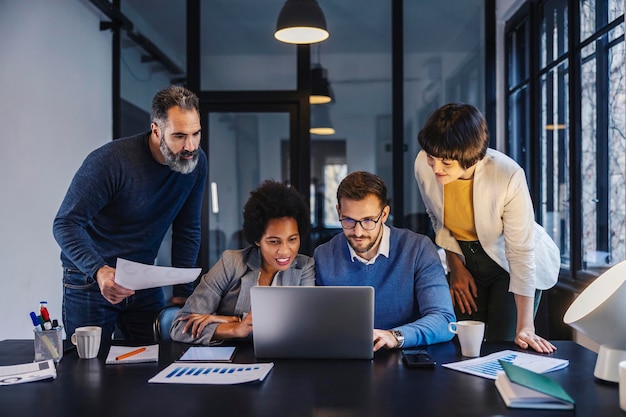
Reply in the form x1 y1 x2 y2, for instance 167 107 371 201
0 360 56 385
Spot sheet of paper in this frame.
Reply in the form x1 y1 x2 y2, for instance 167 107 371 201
114 258 201 290
0 360 57 385
442 350 569 380
148 362 274 385
178 346 236 362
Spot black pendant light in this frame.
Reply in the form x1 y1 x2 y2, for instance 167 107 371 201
310 104 335 135
275 0 329 44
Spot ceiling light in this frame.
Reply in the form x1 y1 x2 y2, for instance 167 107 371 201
310 104 335 135
310 64 334 104
275 0 329 44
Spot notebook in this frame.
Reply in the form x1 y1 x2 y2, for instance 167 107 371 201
105 345 159 364
250 286 374 359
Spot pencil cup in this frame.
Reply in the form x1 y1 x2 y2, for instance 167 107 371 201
619 361 626 411
34 326 63 363
71 326 102 359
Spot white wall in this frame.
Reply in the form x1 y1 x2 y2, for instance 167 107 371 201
0 0 111 340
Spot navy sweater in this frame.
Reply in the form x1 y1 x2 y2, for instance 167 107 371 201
314 226 455 347
53 132 207 297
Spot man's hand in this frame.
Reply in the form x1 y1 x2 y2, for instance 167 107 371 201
170 296 187 306
96 265 135 304
373 329 399 351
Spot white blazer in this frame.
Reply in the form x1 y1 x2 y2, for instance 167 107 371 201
414 149 560 297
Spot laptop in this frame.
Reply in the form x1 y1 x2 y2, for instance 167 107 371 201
250 286 374 359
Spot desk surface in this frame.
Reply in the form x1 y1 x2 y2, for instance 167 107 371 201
0 339 621 417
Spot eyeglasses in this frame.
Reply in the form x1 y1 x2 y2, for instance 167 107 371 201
339 209 384 230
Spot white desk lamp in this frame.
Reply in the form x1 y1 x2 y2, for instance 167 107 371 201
563 260 626 382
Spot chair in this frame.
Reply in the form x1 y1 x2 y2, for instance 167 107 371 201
153 305 182 342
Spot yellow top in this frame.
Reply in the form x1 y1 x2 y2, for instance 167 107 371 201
443 179 478 241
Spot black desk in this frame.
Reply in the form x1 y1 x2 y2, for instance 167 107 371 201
0 340 621 416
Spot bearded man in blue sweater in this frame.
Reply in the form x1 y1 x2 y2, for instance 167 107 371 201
314 171 455 351
53 85 207 343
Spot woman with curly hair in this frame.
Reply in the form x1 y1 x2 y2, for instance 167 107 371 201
170 180 314 344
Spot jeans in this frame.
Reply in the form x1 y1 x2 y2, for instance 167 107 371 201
455 241 542 341
62 268 165 343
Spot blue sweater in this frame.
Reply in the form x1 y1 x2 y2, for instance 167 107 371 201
314 226 455 347
53 132 207 297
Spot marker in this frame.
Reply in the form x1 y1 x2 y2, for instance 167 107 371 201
38 315 52 330
40 301 51 322
30 312 42 331
115 347 147 361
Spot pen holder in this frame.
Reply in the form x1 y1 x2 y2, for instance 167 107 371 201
34 326 63 363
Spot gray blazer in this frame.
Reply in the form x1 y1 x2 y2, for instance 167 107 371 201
170 246 315 344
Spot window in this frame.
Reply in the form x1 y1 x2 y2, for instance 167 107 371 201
506 0 625 282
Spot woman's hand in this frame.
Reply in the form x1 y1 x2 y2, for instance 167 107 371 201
515 327 557 353
446 251 478 314
214 312 254 340
178 313 241 338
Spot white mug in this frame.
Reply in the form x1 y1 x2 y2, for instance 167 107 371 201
448 320 485 357
71 326 102 359
619 361 626 411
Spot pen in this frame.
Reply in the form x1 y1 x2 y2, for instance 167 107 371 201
115 347 147 361
30 312 42 331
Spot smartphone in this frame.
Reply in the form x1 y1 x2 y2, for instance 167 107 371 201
401 349 436 368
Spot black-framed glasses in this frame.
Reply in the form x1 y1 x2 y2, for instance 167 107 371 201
339 209 384 230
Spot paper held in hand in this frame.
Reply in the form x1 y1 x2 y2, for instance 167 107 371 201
114 258 201 290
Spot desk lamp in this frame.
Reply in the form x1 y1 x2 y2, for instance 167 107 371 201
563 260 626 382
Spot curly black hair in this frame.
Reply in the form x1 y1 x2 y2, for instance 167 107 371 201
242 180 310 245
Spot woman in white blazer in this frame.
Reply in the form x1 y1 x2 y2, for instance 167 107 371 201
414 103 560 353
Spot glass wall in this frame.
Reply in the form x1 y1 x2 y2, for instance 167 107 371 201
403 0 486 234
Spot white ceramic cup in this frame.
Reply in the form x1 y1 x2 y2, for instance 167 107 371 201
448 320 485 357
71 326 102 359
619 360 626 411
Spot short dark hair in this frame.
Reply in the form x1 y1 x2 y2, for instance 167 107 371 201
336 171 388 209
417 103 489 169
151 85 200 127
243 180 310 245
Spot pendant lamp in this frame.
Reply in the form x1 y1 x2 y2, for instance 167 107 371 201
310 104 335 135
275 0 329 44
310 63 334 104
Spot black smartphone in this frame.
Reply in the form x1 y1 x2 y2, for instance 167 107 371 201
401 349 436 368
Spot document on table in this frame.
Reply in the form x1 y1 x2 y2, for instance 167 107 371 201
148 362 274 385
0 360 56 385
442 350 569 380
114 258 201 290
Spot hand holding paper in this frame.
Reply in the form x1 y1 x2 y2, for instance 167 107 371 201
114 258 201 291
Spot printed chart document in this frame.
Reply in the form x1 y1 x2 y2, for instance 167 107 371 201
178 346 237 362
0 360 56 385
442 350 569 380
114 258 201 290
149 362 274 385
495 360 575 410
106 344 159 364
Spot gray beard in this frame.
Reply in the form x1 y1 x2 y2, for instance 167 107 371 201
160 138 199 174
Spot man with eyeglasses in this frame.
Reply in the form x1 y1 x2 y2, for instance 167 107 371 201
314 171 455 351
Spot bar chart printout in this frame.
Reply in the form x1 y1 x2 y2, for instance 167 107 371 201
148 362 274 384
442 350 568 380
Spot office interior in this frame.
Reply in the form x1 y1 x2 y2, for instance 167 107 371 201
0 0 624 346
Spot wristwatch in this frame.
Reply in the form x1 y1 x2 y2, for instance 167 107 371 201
391 329 405 348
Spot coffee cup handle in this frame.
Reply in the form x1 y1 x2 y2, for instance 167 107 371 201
448 322 458 334
70 333 78 346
